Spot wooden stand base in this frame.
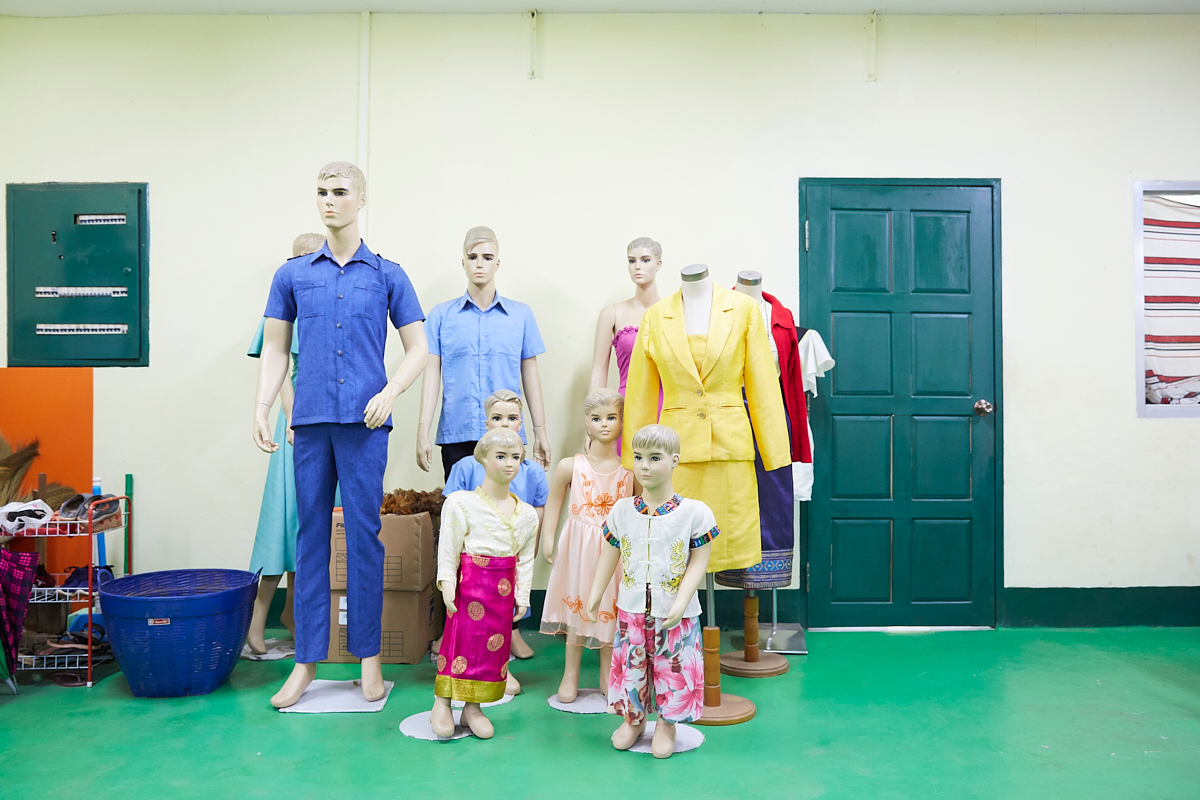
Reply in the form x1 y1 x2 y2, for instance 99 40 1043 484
719 649 790 678
694 625 756 727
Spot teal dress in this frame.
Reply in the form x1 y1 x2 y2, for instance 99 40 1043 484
247 319 341 574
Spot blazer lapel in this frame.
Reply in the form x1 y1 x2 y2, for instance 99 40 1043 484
700 286 736 382
661 291 702 386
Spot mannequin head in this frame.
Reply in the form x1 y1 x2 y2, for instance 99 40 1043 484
315 162 366 233
484 389 524 435
583 388 624 446
292 233 326 258
680 263 710 283
630 424 681 491
474 427 525 485
735 270 763 301
462 226 500 291
626 237 663 288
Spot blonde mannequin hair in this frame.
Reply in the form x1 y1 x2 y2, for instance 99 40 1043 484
317 161 366 196
484 389 523 415
627 237 662 260
631 424 681 457
474 427 525 464
292 233 326 258
464 226 499 256
583 388 624 418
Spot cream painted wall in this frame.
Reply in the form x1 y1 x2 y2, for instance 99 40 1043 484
2 13 1198 589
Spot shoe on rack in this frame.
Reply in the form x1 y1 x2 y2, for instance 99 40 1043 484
58 494 90 521
60 565 115 589
34 565 57 588
87 495 120 523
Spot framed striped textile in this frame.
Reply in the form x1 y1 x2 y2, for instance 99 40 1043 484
1136 182 1200 418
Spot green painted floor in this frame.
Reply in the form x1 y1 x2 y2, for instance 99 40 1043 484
2 628 1198 799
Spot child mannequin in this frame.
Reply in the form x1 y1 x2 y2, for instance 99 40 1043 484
583 424 714 759
443 389 548 680
540 389 634 702
431 428 539 740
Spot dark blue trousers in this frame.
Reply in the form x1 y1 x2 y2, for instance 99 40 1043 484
292 422 388 663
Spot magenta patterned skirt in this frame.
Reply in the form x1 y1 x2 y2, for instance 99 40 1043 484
435 553 516 703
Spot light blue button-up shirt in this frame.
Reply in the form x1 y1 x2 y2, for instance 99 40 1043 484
425 291 545 444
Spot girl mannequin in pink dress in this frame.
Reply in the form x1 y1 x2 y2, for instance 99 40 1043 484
591 237 664 399
539 389 634 703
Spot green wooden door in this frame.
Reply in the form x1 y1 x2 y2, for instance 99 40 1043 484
802 180 1000 627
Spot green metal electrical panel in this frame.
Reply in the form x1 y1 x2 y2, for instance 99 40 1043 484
7 182 149 367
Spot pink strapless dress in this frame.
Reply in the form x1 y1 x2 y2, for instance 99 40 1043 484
612 326 662 453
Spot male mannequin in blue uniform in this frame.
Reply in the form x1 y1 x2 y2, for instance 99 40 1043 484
253 162 429 709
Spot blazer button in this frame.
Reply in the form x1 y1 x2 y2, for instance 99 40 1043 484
695 389 702 396
698 412 706 419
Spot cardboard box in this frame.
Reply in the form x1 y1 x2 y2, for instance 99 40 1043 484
330 511 435 592
323 585 445 665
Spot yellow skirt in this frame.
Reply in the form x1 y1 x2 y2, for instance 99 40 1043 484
674 461 761 572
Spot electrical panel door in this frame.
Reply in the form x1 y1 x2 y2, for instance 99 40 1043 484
7 183 149 367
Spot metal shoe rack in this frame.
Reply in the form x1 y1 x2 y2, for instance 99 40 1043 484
12 493 133 689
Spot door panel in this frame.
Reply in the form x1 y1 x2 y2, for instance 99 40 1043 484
804 181 998 627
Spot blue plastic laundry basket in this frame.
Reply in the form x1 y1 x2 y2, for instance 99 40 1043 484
99 569 259 698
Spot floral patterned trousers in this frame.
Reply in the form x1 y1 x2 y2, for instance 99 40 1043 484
607 588 704 725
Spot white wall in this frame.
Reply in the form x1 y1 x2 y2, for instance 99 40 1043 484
2 12 1198 589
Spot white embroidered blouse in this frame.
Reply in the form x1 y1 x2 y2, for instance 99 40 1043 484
602 494 720 619
438 488 540 608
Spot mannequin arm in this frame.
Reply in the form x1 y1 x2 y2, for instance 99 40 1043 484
521 356 551 468
662 543 711 630
590 304 615 391
364 320 429 429
415 355 442 472
280 366 295 445
539 457 574 564
582 543 621 622
437 497 467 614
621 323 660 469
253 318 292 453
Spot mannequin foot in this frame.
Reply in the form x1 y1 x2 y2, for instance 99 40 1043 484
430 697 455 738
246 628 268 655
461 703 494 739
431 635 442 656
510 629 533 659
651 719 677 759
359 655 385 702
612 720 645 751
270 662 317 709
280 604 295 638
505 670 522 696
557 670 580 703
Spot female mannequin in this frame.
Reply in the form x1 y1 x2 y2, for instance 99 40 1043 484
590 237 663 396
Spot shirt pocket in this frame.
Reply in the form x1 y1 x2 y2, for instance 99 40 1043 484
352 281 388 319
295 279 326 318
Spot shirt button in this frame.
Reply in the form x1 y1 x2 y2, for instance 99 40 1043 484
338 350 343 356
336 322 341 328
698 412 706 419
339 378 345 384
341 269 345 275
338 294 343 299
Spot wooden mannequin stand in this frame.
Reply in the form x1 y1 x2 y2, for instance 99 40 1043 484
719 589 790 678
692 577 756 726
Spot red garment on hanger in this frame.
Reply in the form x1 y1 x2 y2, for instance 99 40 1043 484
763 291 812 464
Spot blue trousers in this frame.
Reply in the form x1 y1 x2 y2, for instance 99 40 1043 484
292 422 388 664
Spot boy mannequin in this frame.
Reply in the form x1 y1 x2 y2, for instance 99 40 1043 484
442 389 547 668
584 424 714 759
416 226 551 478
254 162 428 709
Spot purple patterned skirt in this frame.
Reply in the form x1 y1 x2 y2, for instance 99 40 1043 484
435 553 516 703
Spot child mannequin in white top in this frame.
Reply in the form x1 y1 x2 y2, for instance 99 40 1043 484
583 424 715 759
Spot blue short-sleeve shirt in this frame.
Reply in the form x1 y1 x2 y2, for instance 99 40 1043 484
264 241 424 428
441 455 549 507
425 291 545 444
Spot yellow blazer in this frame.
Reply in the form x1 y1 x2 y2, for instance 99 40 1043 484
622 286 789 471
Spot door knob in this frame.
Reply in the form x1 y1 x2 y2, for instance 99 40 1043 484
974 399 994 416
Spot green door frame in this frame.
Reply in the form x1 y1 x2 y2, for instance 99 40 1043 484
798 177 1005 627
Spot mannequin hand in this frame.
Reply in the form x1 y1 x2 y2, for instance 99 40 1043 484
440 581 457 615
580 598 599 623
286 427 295 446
363 384 400 429
512 605 527 624
253 411 278 453
533 434 551 470
416 428 433 473
662 603 686 631
541 541 555 566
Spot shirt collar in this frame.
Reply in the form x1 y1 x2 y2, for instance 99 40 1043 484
312 240 379 270
633 494 683 516
457 290 509 314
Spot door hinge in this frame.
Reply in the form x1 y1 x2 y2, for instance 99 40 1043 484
804 220 809 252
805 562 810 593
